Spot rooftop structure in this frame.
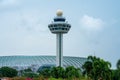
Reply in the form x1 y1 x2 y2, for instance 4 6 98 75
0 56 87 71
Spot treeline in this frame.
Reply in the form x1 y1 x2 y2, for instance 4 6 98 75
0 56 120 80
38 66 81 79
0 66 81 80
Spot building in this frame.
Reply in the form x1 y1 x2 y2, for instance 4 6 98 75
48 10 71 67
0 56 87 71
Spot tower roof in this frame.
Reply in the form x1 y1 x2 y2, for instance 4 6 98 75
56 9 63 16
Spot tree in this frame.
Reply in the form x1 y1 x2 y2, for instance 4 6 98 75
82 56 112 80
24 68 32 72
82 61 93 78
51 66 65 78
111 69 119 80
22 72 38 78
39 68 51 78
117 59 120 69
65 66 81 79
0 66 18 77
112 59 120 80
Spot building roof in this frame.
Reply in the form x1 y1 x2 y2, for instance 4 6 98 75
0 56 87 70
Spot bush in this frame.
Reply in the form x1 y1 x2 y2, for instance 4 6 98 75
39 68 51 78
22 72 39 78
38 66 81 79
51 66 65 78
0 66 18 77
65 66 81 79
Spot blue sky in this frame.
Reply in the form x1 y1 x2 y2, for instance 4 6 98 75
0 0 120 69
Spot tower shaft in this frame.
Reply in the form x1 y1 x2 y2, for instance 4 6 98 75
56 33 63 67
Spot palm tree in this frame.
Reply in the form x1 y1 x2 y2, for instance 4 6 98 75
112 59 120 80
82 61 93 78
82 56 112 80
117 59 120 69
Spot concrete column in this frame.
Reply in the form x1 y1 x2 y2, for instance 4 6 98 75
56 33 63 67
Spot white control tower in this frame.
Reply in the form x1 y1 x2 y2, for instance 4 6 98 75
48 10 71 67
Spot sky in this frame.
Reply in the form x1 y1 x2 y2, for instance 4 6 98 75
0 0 120 69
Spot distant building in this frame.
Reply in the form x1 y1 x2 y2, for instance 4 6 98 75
0 56 87 71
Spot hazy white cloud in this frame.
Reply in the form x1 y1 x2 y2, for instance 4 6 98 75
0 9 53 55
80 15 104 31
19 11 48 32
0 10 48 33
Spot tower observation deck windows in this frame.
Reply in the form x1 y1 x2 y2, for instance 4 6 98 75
54 24 57 27
67 25 70 28
58 24 62 27
63 24 66 27
55 28 58 30
62 28 64 30
54 18 65 22
49 23 71 33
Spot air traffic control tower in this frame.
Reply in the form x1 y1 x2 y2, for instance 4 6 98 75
48 10 71 67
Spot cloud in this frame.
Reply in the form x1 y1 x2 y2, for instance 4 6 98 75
19 11 48 32
0 9 52 55
80 15 104 31
0 9 48 33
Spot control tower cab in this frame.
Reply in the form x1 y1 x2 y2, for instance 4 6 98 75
48 10 71 34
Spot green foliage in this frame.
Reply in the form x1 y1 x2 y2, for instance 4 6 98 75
117 59 120 69
65 66 81 79
39 68 51 78
82 61 93 77
23 68 32 72
112 64 120 80
51 66 65 78
38 66 81 79
112 59 120 80
22 72 39 78
82 56 112 80
0 66 18 77
48 77 63 80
